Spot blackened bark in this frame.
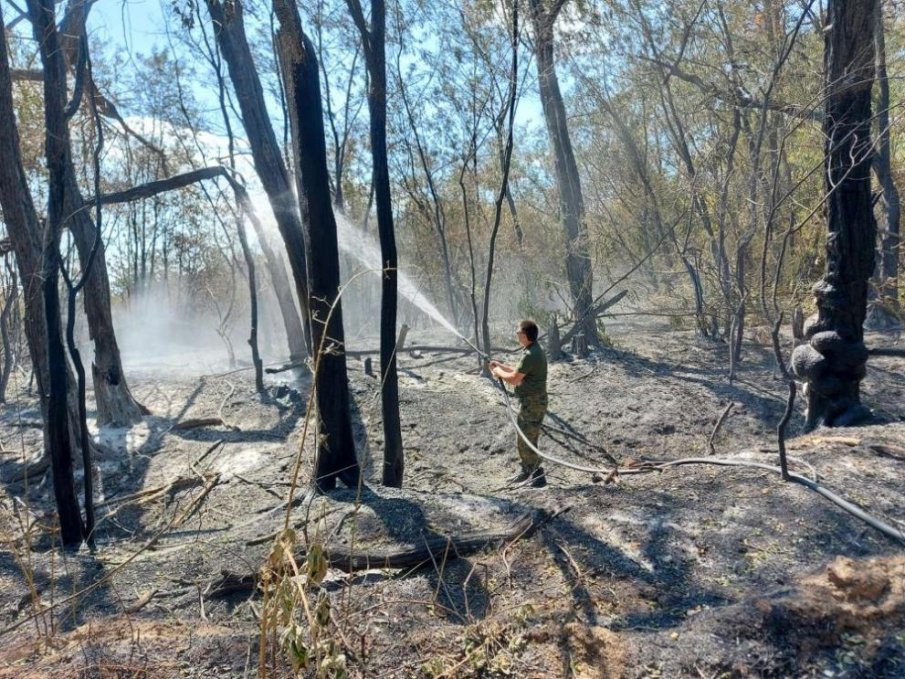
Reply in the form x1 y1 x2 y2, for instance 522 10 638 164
345 0 404 487
206 0 311 360
274 3 360 491
872 3 900 307
27 0 145 428
63 264 96 547
791 0 877 429
0 265 17 402
0 10 53 414
528 0 598 346
28 0 85 547
236 212 265 392
0 16 84 459
68 204 144 427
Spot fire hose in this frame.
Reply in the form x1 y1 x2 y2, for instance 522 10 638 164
475 344 905 545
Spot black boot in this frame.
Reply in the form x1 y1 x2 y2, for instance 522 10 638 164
507 466 531 484
530 466 547 488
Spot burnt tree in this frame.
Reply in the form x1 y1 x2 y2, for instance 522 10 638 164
206 0 311 361
791 0 877 429
527 0 598 346
38 0 144 427
27 0 86 547
345 0 404 487
0 8 56 418
0 261 18 403
274 1 360 491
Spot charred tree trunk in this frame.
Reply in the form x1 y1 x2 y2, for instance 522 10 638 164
274 2 360 491
792 0 877 430
0 264 18 402
2 5 89 465
28 0 85 547
47 1 145 427
0 9 58 419
67 207 144 426
206 0 311 360
528 0 597 346
236 212 265 393
346 0 403 488
872 2 900 309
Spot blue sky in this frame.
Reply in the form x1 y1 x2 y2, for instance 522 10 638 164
89 0 168 57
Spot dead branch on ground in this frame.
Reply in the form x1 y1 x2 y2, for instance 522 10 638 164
211 508 553 596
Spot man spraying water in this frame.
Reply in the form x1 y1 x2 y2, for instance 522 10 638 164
489 319 548 488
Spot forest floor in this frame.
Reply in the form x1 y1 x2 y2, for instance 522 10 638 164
1 319 904 678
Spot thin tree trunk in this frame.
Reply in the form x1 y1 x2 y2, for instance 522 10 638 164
345 0 403 488
274 1 360 491
792 0 877 429
481 1 520 361
395 56 459 324
0 266 18 402
872 1 900 308
236 213 264 392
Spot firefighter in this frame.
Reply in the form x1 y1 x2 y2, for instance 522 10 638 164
489 319 548 488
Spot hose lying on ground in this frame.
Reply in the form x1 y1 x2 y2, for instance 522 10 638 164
492 377 905 546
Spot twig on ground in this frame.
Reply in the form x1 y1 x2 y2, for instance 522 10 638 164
555 540 586 586
123 589 157 614
193 439 225 468
232 473 283 501
146 473 221 551
217 381 238 430
708 402 734 455
567 366 596 383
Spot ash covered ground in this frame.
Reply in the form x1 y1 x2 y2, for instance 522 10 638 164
1 320 904 678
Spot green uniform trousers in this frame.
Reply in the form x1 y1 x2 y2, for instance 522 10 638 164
516 395 547 468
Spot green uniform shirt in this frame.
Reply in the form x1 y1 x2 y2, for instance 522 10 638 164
514 341 547 400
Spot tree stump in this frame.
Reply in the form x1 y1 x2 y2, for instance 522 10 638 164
547 316 563 360
792 307 804 343
397 323 409 353
571 332 588 358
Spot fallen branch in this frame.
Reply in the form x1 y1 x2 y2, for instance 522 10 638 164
98 475 207 509
868 347 905 357
560 290 628 347
8 420 42 429
265 361 306 374
123 588 158 614
211 509 552 596
13 456 50 480
169 417 224 431
193 439 225 468
146 473 221 551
